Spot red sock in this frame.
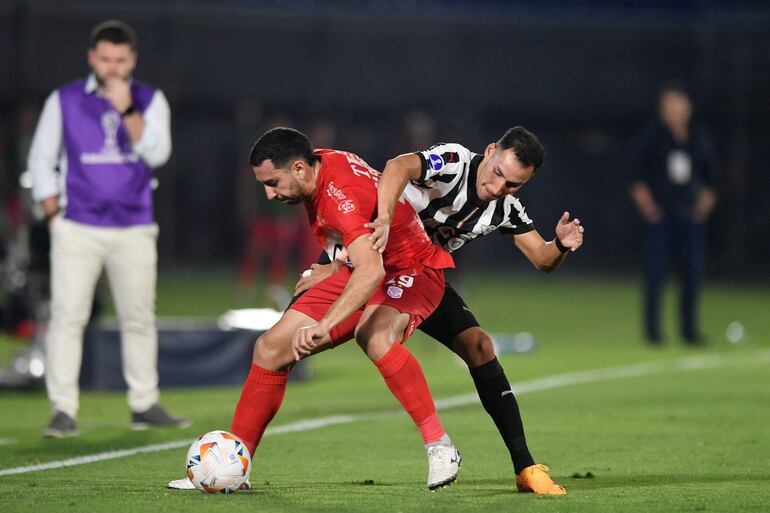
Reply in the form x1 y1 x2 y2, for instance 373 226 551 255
374 343 445 444
230 363 289 456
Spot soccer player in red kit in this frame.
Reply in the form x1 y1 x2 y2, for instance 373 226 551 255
170 127 460 491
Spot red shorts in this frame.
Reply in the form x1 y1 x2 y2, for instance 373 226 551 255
290 266 445 347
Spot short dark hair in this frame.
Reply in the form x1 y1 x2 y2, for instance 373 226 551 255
658 80 690 102
90 20 137 50
249 127 319 169
497 126 544 172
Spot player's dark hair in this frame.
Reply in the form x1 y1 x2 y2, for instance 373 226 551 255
90 20 137 50
497 126 544 172
249 127 319 169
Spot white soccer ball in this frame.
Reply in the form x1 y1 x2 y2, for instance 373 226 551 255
186 430 251 493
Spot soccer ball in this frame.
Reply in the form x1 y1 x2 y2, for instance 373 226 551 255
186 430 251 493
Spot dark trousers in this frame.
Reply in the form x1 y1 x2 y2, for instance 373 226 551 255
643 216 705 342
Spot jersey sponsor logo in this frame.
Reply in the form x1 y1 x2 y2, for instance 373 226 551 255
431 225 474 253
446 237 468 252
428 153 444 171
338 199 356 214
326 181 347 201
386 286 403 299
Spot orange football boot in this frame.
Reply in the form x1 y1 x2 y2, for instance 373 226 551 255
515 464 567 495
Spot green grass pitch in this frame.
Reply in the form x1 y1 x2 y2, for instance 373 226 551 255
0 273 768 513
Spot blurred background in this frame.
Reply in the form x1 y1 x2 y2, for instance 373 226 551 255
0 0 769 382
1 5 769 507
3 0 769 272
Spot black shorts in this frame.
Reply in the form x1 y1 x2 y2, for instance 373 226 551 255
418 281 480 348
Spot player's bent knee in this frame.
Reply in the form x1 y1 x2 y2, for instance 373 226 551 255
354 329 392 362
355 308 410 361
252 331 292 370
455 328 497 367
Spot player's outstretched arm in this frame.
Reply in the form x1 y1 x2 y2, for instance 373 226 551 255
292 235 385 360
366 154 423 253
512 212 584 273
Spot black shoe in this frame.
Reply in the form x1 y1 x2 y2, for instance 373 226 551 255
131 404 191 431
683 335 708 346
645 335 664 347
42 411 79 438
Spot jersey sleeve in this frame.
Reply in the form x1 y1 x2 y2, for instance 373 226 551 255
412 143 473 186
498 197 535 235
322 176 377 248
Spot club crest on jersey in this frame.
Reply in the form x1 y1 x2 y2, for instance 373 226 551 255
338 200 356 214
428 154 444 171
386 286 403 299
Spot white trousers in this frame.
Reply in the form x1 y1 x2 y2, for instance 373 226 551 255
45 217 160 417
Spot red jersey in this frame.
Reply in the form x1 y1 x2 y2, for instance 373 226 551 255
305 149 454 273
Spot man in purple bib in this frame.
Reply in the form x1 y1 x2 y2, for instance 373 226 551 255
28 20 188 437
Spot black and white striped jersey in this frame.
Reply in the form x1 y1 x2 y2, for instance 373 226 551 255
402 143 534 253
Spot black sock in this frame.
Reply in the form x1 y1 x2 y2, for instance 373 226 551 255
469 358 535 474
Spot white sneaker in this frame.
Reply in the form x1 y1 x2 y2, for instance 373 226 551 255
166 477 251 490
167 477 196 490
426 443 461 490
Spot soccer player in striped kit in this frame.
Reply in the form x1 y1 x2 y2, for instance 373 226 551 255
298 126 584 494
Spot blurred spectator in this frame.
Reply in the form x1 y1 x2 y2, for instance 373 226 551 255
236 112 320 308
0 103 47 339
629 81 718 345
27 20 187 437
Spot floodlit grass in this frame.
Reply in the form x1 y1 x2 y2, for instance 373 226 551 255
0 272 768 513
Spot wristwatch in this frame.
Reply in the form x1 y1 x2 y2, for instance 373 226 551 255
121 104 136 117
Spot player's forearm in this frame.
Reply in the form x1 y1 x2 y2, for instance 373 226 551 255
377 159 412 222
536 242 568 273
318 264 385 331
512 232 568 273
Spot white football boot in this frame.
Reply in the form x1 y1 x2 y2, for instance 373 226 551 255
426 442 461 490
167 477 196 490
166 477 251 490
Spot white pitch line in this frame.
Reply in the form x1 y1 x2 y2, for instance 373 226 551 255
1 349 768 477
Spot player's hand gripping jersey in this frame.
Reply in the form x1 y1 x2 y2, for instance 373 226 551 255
307 149 454 272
